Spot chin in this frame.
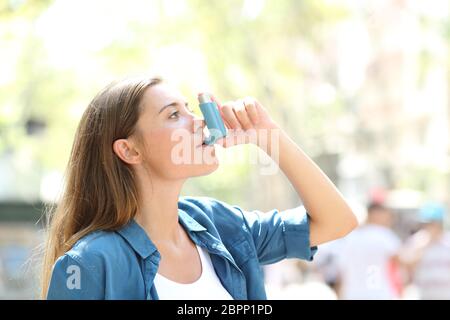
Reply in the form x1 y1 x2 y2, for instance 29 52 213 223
165 144 220 178
166 159 219 179
189 161 220 177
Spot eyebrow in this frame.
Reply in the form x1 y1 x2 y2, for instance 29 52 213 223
159 101 189 114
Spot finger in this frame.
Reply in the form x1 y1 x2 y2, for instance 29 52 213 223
216 134 236 148
210 94 233 129
209 94 222 109
253 98 268 113
218 105 233 129
215 129 242 148
243 97 259 126
221 103 242 129
233 100 253 131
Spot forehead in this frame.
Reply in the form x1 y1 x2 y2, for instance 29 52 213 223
141 83 185 112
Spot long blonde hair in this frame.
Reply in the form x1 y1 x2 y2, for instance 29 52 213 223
40 76 162 298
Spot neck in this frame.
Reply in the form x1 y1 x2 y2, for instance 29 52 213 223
133 169 186 245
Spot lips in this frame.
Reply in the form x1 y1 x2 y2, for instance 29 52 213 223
197 140 212 148
194 134 206 148
194 123 210 148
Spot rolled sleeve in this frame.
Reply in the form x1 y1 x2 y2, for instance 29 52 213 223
239 205 318 265
281 206 318 261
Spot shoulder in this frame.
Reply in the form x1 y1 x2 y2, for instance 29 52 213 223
47 231 123 300
60 230 131 269
378 226 401 244
179 196 242 215
179 196 246 222
364 225 401 251
179 196 250 237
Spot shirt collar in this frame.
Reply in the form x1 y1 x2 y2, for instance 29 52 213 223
117 209 207 259
178 209 207 232
116 219 156 259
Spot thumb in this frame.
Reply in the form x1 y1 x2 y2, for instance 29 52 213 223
215 137 227 148
215 135 237 148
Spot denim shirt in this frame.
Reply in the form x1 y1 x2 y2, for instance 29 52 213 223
46 197 317 300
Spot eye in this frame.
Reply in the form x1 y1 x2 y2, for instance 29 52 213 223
169 111 180 119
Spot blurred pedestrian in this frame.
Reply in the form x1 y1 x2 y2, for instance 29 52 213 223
336 202 402 299
400 203 450 299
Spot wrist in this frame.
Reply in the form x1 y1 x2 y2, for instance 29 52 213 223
255 122 283 152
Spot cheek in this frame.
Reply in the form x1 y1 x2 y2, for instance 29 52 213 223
145 127 178 162
143 120 194 167
141 121 219 178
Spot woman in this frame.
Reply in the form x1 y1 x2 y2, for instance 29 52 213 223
42 76 357 300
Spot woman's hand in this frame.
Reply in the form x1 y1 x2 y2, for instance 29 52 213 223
208 94 357 246
209 95 279 148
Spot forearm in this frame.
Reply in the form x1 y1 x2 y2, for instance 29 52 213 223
214 95 357 245
258 126 357 245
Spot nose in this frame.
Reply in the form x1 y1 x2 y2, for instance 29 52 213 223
192 116 206 134
192 116 208 145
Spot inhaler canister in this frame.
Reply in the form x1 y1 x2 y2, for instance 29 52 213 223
198 93 227 145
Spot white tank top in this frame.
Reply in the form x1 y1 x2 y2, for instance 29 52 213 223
154 245 234 300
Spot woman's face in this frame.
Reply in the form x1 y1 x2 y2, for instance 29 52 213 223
132 83 219 180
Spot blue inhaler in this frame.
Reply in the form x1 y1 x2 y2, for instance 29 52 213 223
198 93 227 145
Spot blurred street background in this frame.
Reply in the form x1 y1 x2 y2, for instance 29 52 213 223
0 0 449 299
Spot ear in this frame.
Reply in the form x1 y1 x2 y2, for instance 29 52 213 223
113 139 141 165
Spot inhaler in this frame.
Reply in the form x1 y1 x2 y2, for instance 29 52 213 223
198 93 228 145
